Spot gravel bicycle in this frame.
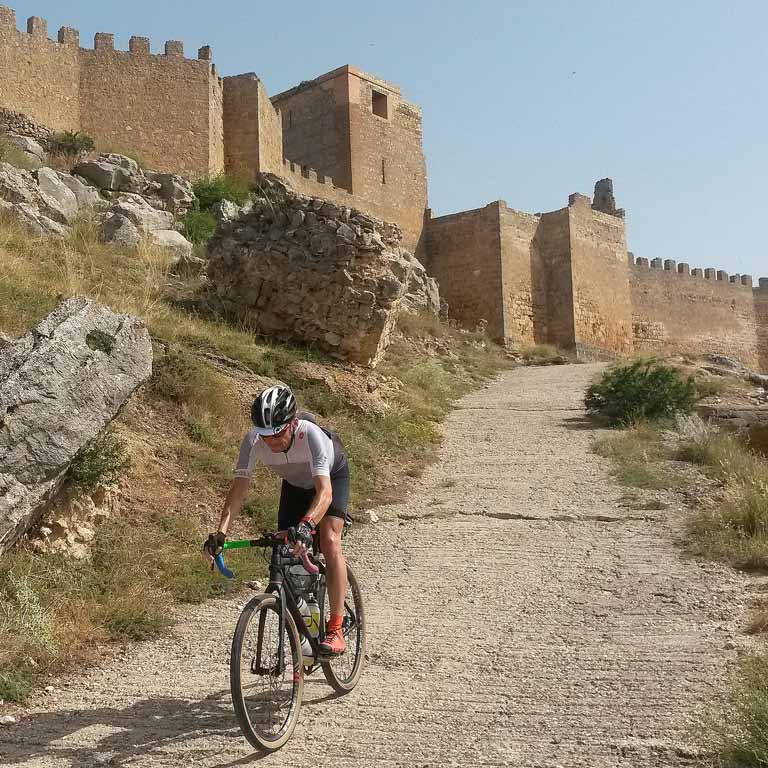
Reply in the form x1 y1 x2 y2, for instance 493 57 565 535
214 532 365 752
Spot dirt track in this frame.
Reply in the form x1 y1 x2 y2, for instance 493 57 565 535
0 364 746 767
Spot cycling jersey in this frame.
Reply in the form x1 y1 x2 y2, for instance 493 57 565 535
234 419 345 489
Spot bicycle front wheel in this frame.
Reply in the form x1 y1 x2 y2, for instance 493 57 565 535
321 564 366 693
230 593 303 752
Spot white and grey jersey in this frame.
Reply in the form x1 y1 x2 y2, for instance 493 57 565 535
234 420 344 490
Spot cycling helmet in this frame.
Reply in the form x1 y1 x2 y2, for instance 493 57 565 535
251 385 297 436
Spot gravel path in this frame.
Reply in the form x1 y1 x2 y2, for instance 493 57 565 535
0 363 746 767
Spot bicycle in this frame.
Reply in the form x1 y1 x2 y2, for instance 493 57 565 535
213 531 366 752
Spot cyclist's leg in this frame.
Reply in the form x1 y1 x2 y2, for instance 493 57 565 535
318 465 350 654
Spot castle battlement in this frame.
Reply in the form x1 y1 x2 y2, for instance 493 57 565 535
0 5 215 67
628 252 765 291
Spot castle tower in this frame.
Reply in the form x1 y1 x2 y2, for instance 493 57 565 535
271 65 428 254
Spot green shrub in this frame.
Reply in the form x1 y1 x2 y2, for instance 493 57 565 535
585 359 698 426
49 130 95 158
70 430 128 493
193 174 250 211
182 209 217 244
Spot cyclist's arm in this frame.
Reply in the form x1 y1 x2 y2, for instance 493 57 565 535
217 476 251 535
303 475 332 527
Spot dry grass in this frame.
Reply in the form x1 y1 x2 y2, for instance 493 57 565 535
747 601 768 635
593 422 688 490
521 343 572 365
0 215 512 700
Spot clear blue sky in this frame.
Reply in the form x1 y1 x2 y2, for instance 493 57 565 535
10 0 768 279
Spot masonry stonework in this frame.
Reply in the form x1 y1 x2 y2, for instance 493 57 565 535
1 4 766 371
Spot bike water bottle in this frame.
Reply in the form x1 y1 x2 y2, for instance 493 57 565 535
296 596 314 664
306 598 320 638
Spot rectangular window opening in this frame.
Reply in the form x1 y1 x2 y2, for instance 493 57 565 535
381 158 386 184
372 90 388 119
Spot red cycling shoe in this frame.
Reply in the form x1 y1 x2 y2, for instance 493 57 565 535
319 627 346 655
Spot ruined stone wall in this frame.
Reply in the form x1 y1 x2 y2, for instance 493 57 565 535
498 205 543 346
629 258 761 369
79 37 221 179
755 281 768 373
425 204 505 339
0 7 80 131
223 74 283 180
567 194 633 359
272 71 350 187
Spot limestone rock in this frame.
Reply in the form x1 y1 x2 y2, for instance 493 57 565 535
210 199 242 222
57 172 102 209
0 199 68 238
0 298 152 552
150 229 193 259
34 168 78 223
5 133 45 165
145 171 195 213
73 153 146 194
109 193 174 233
0 162 72 227
101 213 141 247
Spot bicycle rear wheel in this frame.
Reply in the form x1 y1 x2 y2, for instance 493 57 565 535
230 593 303 752
321 564 366 693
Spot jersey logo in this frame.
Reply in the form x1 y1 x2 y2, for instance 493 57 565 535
299 432 305 440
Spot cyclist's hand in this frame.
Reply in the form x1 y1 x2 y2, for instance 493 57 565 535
202 530 226 568
287 521 314 554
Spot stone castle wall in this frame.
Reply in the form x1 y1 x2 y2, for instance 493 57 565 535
755 283 768 373
566 195 633 359
0 9 80 131
629 256 763 370
426 203 506 338
0 6 222 178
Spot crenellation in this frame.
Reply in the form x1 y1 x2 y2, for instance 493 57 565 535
729 275 738 284
0 5 15 26
94 32 114 51
129 36 150 55
651 258 663 269
26 15 46 36
678 263 690 275
57 27 79 46
664 259 676 271
692 268 703 277
164 40 183 57
705 268 716 280
760 278 768 290
742 275 753 287
636 257 649 268
198 45 212 61
717 270 728 281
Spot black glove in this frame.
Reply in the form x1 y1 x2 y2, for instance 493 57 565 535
203 530 226 557
287 520 315 549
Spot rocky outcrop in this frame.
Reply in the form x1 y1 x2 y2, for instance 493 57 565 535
205 175 440 367
0 162 71 236
0 298 153 552
0 108 53 144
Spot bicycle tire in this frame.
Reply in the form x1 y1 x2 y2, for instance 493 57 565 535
321 564 366 693
230 593 303 752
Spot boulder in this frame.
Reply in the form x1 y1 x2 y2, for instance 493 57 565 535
210 199 242 223
109 193 174 233
0 162 72 226
56 172 102 209
5 134 45 165
145 171 195 213
150 229 193 259
0 298 152 552
34 168 78 223
73 153 146 194
0 199 68 238
101 213 141 247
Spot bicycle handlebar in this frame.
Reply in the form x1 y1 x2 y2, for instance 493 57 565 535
213 533 319 579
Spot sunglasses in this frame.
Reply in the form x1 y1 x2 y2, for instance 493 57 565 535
262 424 290 439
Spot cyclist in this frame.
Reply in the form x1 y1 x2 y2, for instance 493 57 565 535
204 385 350 656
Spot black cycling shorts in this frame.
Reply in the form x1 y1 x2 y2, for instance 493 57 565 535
277 433 351 529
